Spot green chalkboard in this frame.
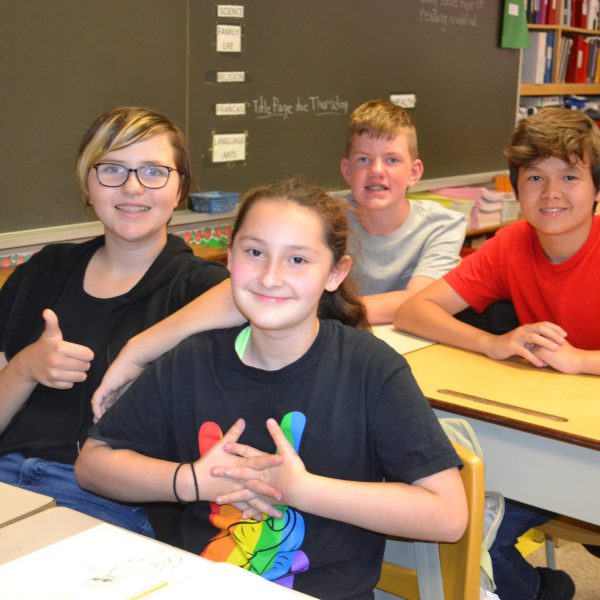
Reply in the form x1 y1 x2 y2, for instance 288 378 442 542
1 0 519 234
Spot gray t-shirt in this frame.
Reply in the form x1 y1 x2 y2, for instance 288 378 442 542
348 198 466 295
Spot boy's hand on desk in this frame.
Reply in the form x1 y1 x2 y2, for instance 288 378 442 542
532 339 586 374
486 322 567 367
19 309 94 388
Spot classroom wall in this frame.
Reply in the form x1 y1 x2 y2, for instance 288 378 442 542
1 0 519 235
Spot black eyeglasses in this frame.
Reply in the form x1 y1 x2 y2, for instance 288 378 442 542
93 163 178 189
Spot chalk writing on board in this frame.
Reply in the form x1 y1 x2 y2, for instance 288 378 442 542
251 95 349 120
216 24 242 52
217 71 246 82
419 0 485 32
212 132 247 162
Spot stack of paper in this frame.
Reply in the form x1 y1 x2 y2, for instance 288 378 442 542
406 191 453 209
482 189 520 223
430 187 484 230
448 198 474 229
430 187 519 230
473 204 502 229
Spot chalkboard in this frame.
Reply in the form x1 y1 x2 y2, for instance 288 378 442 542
1 0 519 235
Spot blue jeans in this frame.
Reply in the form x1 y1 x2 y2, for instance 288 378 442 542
489 499 554 600
0 452 155 537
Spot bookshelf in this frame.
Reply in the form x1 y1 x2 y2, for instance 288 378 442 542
519 2 600 96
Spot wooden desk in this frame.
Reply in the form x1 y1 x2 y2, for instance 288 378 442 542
375 332 600 526
0 266 13 289
0 507 315 598
0 483 55 529
0 506 97 564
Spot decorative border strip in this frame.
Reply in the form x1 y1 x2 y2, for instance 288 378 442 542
1 253 31 268
0 225 232 269
178 224 231 248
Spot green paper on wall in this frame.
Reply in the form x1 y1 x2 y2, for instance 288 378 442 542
501 0 530 49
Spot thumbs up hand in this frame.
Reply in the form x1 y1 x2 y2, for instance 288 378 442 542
23 309 95 388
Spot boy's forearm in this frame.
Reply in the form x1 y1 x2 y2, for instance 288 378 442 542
394 297 492 355
579 350 600 375
362 277 435 325
288 468 466 542
362 291 413 325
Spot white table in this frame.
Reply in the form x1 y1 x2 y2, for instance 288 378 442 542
0 507 316 599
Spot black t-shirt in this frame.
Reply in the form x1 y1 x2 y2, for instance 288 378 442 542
0 235 229 463
7 258 127 460
92 319 460 600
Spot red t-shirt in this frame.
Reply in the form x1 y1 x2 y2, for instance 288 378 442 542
444 217 600 350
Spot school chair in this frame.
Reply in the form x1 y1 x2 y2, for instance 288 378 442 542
376 441 485 600
536 516 600 569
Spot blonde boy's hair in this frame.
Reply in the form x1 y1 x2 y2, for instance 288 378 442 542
345 99 419 159
506 107 600 195
76 106 191 206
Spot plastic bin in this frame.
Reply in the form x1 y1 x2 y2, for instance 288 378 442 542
188 191 239 214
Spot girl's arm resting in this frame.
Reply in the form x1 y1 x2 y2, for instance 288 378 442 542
290 468 467 542
123 279 241 366
93 279 243 419
0 351 37 434
75 439 181 502
75 419 285 516
215 419 468 543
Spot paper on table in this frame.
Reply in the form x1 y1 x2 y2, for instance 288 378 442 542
151 562 316 599
0 523 212 600
371 325 436 355
0 522 316 600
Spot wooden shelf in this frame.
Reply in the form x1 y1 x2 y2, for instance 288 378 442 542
520 83 600 96
520 9 600 97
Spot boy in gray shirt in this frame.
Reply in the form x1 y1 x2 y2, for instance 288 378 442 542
341 100 466 323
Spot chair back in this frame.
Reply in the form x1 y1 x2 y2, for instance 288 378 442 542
376 441 485 600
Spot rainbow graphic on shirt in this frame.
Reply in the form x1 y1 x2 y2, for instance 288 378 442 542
198 412 309 586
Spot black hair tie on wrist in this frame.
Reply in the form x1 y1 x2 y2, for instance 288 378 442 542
173 462 185 503
189 461 200 502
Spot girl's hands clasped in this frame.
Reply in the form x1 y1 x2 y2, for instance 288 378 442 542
212 418 307 510
193 418 284 520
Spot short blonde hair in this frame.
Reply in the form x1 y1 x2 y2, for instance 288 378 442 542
506 107 600 195
345 99 418 159
76 106 191 206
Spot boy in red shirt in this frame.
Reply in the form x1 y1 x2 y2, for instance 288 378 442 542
394 108 600 599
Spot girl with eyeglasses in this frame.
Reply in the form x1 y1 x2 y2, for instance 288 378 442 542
0 106 228 536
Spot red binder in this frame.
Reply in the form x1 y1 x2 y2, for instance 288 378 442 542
547 0 557 24
566 36 590 83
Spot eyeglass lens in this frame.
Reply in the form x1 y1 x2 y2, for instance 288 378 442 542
95 164 172 189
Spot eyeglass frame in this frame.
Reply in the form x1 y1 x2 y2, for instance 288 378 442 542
92 162 179 189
